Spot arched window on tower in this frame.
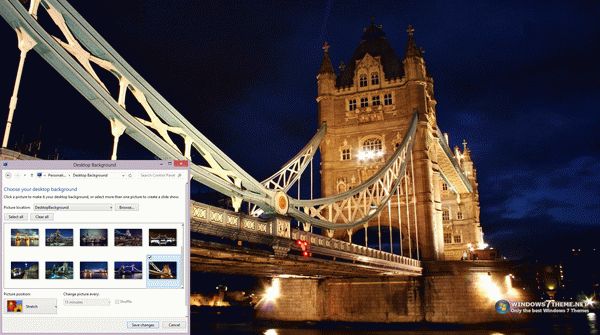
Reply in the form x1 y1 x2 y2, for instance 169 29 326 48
358 137 383 161
371 72 379 85
359 74 368 87
363 138 382 152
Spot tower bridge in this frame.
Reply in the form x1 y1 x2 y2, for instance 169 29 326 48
0 0 529 324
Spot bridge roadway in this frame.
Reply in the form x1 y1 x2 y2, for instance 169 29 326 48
190 202 422 277
0 149 421 277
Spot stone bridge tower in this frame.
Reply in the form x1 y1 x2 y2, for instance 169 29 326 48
317 22 483 261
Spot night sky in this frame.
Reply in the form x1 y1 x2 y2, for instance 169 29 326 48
0 1 599 260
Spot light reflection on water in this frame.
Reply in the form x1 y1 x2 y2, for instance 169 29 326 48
198 325 598 335
588 312 597 335
194 314 599 335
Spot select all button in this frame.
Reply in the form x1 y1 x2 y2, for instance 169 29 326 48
127 321 159 329
3 213 26 221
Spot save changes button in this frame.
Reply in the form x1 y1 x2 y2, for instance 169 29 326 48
127 321 159 329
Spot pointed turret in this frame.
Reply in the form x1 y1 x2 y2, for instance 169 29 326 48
318 42 335 75
404 25 423 58
317 42 336 96
403 25 427 80
460 139 477 183
462 139 472 161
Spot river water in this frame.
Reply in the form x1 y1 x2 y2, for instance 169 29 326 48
192 312 598 335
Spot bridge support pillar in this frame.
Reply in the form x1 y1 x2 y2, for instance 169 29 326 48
256 261 531 324
411 117 445 261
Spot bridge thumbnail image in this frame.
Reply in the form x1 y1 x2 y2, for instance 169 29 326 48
45 228 73 246
10 229 39 246
149 229 177 247
149 261 176 279
10 262 39 279
80 229 107 246
114 262 143 279
80 262 108 279
45 261 74 279
114 229 142 246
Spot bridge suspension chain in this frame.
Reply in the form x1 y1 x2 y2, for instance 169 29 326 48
0 0 418 235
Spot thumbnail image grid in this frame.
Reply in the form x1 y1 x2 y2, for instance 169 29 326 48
80 262 108 279
11 262 39 279
114 261 143 279
10 229 39 247
80 229 108 246
149 229 177 246
45 228 74 246
114 229 142 246
149 261 177 279
45 262 74 279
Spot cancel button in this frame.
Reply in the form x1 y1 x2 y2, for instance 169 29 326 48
163 321 186 329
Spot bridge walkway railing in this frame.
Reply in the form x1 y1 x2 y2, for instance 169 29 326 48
191 201 422 275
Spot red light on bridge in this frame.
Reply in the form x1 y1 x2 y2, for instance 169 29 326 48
296 239 311 257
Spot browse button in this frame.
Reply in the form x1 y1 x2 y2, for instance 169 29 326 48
115 203 139 211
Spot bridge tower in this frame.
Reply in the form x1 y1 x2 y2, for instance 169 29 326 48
317 22 483 260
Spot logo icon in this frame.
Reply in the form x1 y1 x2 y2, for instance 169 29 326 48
495 299 510 314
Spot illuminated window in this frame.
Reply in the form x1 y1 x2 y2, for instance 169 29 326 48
360 97 369 108
348 99 357 111
358 137 383 161
444 232 452 244
341 148 351 161
384 93 393 105
362 138 382 152
453 234 462 243
372 95 381 106
442 183 448 191
457 211 463 220
359 74 367 87
442 209 450 221
371 72 379 85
